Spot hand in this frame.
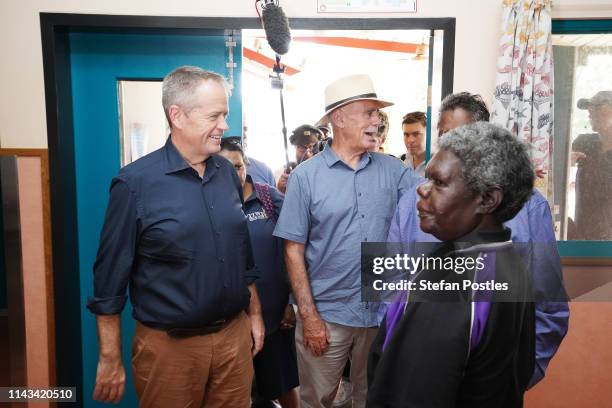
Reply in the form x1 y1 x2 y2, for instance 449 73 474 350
535 168 548 179
280 304 296 330
277 170 291 194
250 313 265 356
93 354 126 404
570 151 587 166
301 314 330 357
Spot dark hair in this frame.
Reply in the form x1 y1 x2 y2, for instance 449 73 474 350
220 136 245 158
439 92 490 122
402 111 427 127
438 122 534 222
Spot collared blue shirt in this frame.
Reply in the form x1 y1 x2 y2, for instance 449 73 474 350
244 177 290 333
273 142 418 327
388 182 569 386
247 156 276 186
400 153 427 178
87 138 258 329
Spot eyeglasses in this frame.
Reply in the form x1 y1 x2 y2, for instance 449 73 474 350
296 144 319 154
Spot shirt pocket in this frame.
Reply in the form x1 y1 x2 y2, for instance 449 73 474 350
137 236 194 263
371 187 396 218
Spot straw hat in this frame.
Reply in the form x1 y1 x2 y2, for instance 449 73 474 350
316 74 393 125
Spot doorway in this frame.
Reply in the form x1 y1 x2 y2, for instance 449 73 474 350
41 13 455 407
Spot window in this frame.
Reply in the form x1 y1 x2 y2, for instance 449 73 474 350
552 19 612 257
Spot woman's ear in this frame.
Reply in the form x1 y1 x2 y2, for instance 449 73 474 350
477 188 503 215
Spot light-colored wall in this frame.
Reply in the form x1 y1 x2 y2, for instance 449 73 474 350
0 0 610 148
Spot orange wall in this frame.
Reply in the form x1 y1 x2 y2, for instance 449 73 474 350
526 266 612 407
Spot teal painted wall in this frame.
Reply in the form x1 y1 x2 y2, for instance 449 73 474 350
70 31 241 407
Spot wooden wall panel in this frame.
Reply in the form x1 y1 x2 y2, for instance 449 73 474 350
17 157 50 395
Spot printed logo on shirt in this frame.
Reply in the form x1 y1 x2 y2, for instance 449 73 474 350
247 209 269 222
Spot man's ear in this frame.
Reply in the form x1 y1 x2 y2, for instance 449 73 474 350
477 188 503 215
330 109 344 129
167 105 183 130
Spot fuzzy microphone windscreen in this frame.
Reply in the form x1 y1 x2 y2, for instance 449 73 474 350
261 3 291 55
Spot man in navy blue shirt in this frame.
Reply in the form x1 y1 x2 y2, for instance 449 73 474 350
87 66 264 407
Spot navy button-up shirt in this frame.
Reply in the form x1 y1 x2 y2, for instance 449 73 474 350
86 138 258 329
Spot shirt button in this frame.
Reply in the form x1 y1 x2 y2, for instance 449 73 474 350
215 231 221 236
358 192 362 197
210 205 214 210
364 237 368 242
219 257 225 263
361 214 365 218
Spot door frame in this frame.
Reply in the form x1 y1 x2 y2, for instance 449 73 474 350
40 12 455 399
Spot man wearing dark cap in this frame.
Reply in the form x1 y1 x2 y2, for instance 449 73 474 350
571 90 612 239
276 124 322 193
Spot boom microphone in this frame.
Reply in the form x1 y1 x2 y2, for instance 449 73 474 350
260 1 291 55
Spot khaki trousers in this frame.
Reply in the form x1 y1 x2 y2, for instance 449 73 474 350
295 315 378 408
132 312 253 408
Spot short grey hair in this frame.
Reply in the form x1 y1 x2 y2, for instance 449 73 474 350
438 122 534 222
162 66 229 126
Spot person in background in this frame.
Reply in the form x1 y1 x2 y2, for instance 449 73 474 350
369 110 390 154
276 124 322 194
387 92 569 388
87 66 264 407
400 111 427 177
316 123 332 154
219 139 299 408
243 125 277 186
368 122 536 408
318 123 332 141
570 90 612 240
274 74 417 408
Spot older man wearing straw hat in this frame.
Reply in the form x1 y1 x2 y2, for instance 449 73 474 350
273 74 418 408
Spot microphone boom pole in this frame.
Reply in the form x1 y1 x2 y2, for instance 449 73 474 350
271 56 290 167
257 0 292 169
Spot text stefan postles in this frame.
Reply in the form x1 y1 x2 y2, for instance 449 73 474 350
372 279 509 292
372 254 486 275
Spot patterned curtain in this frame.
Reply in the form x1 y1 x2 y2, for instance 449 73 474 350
491 0 554 183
